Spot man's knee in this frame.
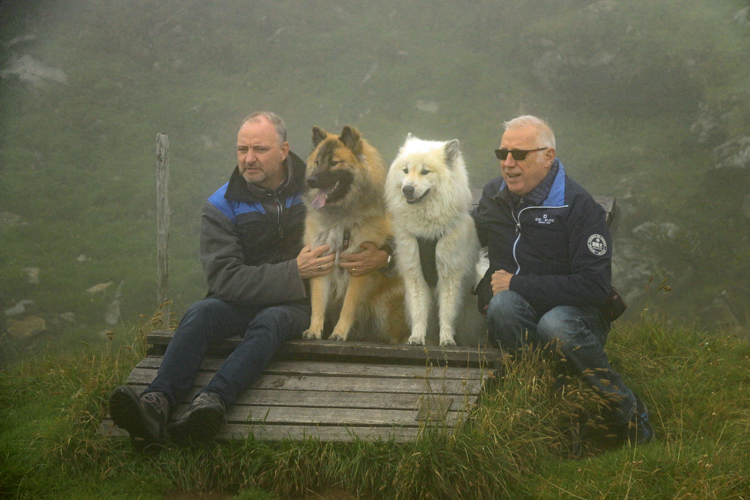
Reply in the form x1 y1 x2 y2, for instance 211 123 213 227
180 298 227 325
537 306 595 348
246 304 310 342
487 290 527 322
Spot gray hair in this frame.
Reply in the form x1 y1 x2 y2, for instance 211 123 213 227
241 111 287 145
503 115 556 149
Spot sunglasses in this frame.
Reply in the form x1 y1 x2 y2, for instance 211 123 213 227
494 147 547 161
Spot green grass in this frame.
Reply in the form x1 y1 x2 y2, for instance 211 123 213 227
1 317 749 499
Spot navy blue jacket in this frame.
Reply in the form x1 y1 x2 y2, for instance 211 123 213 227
200 152 309 307
473 160 611 315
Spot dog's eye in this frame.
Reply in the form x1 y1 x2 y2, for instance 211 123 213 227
421 169 430 175
402 167 408 174
330 160 341 166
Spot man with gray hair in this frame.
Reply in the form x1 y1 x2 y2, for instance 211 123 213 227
109 111 389 448
473 115 653 454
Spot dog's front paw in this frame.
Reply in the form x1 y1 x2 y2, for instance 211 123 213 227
328 332 347 341
406 334 425 346
302 329 322 340
439 337 457 347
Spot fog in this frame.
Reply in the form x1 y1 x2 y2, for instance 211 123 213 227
1 0 749 362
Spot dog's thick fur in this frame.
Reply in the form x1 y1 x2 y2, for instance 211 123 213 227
385 135 485 346
302 125 408 343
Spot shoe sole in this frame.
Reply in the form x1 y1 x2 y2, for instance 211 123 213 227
167 406 223 444
109 386 161 445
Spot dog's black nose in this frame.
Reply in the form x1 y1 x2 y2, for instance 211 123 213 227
402 185 415 197
307 176 319 188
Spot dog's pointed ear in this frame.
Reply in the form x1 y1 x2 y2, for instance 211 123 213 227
340 125 362 155
444 139 460 168
312 126 328 148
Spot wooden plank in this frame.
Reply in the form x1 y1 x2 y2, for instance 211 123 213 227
126 368 479 395
218 423 426 442
145 331 504 367
216 405 462 427
133 356 487 381
117 385 473 413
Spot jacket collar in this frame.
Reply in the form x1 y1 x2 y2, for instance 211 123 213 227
495 159 566 208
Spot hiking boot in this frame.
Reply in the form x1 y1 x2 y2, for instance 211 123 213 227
109 386 170 448
167 391 225 444
623 398 655 445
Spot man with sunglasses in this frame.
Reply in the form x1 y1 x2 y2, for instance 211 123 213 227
473 115 653 453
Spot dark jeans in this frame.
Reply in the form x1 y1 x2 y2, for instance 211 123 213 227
487 290 635 427
145 297 310 408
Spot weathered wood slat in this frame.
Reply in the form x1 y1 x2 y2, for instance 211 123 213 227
127 367 478 395
133 356 486 380
218 424 425 443
116 384 468 412
219 405 462 427
146 331 503 367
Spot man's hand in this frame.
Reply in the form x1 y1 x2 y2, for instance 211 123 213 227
491 269 514 295
297 244 335 279
338 242 388 276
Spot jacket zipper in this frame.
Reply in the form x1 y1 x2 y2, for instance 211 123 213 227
511 204 568 275
274 195 284 238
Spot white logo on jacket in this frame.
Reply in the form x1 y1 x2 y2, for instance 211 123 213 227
587 234 607 256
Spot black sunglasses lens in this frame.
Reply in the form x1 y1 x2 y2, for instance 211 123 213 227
495 149 527 161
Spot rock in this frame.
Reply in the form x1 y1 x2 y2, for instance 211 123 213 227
23 267 40 284
104 281 124 325
59 312 75 322
4 300 35 316
415 100 439 113
697 291 747 338
6 316 46 340
631 221 680 241
104 299 121 325
0 211 25 230
0 54 68 87
734 6 750 28
86 281 113 294
713 135 750 169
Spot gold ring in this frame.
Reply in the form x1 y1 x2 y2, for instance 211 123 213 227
317 265 322 271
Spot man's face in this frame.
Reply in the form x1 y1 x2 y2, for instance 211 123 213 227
499 125 555 197
237 118 289 190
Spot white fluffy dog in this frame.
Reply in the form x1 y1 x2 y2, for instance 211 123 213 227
385 134 485 346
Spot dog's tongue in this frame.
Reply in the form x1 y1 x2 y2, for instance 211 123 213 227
311 187 332 209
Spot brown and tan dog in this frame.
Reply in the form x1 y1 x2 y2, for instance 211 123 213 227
302 125 407 343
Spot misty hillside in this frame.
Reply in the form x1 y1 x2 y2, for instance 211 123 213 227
1 0 749 361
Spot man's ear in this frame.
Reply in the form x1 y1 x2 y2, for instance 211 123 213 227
543 147 556 167
280 141 289 160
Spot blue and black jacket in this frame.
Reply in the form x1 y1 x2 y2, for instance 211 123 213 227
473 159 612 315
200 152 309 307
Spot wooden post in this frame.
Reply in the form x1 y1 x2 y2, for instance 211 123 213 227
156 133 170 327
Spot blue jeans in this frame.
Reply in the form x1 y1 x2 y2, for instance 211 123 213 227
487 290 635 427
145 297 310 408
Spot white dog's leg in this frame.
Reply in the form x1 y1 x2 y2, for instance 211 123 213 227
436 249 460 347
436 221 478 346
397 235 431 345
303 276 330 340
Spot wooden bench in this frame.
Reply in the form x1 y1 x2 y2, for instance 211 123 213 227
100 330 505 443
